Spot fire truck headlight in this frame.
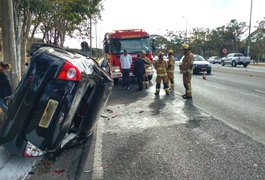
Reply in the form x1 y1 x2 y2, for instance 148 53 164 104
146 66 153 70
113 67 120 73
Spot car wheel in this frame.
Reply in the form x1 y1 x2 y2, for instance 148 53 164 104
232 60 236 67
213 62 215 64
207 71 211 74
243 64 248 67
221 61 225 66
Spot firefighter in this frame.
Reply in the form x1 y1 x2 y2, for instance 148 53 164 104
181 44 194 99
141 51 153 89
167 49 175 90
154 51 170 95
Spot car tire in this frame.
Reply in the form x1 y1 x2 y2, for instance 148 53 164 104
207 71 211 74
221 61 225 66
232 60 236 67
243 64 248 67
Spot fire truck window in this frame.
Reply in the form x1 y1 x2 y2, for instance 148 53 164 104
111 40 121 54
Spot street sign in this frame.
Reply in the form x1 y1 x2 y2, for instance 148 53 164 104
223 48 228 54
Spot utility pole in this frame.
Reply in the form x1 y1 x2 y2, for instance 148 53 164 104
182 16 188 43
247 0 253 57
89 17 92 57
95 20 98 58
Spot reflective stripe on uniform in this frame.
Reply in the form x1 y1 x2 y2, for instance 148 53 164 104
157 67 163 70
157 73 167 77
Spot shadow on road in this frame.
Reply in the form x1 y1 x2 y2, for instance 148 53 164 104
148 95 167 115
182 100 203 129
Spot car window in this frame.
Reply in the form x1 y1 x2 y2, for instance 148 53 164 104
235 53 243 57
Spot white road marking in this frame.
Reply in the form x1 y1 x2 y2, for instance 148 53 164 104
92 120 104 180
254 90 265 94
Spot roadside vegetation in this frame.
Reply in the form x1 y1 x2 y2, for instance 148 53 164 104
153 18 265 61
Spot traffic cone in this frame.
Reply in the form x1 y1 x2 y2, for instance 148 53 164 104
202 71 206 80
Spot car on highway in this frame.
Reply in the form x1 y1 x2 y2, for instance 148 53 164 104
179 54 212 74
221 53 251 67
0 44 113 157
207 56 221 64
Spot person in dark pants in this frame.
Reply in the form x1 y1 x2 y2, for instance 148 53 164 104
120 49 132 90
134 53 148 91
0 62 12 112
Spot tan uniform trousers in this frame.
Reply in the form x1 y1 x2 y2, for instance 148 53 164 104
183 74 192 97
167 71 174 90
155 75 169 94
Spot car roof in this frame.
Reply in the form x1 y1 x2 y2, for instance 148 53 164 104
180 54 207 61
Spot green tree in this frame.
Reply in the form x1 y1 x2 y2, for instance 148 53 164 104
1 0 104 87
189 28 210 57
249 18 265 61
225 19 247 53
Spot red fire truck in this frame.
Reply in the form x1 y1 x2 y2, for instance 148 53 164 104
103 29 156 84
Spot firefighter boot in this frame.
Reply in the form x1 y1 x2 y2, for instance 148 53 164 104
144 81 149 89
154 89 160 96
166 89 170 95
170 84 174 91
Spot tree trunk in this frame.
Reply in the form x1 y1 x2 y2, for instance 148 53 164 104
0 0 19 90
21 12 32 75
13 0 22 81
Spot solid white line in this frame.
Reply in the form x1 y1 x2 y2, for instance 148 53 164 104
254 90 265 94
92 119 104 180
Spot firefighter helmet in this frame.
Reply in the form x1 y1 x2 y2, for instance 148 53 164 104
168 50 174 55
182 44 190 50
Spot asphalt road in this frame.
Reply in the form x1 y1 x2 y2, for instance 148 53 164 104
180 64 265 144
77 64 265 180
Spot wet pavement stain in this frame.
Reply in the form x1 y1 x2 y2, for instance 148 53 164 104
185 119 203 129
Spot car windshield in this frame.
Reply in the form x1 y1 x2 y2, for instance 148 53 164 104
180 54 206 62
194 55 206 61
110 38 151 54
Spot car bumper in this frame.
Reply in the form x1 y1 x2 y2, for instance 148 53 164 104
193 66 212 73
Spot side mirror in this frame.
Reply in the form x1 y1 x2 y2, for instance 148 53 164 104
104 42 109 53
101 59 109 68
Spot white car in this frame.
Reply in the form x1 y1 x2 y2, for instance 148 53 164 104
179 54 212 74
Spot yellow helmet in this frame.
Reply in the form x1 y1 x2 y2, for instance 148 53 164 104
182 44 190 50
168 50 174 54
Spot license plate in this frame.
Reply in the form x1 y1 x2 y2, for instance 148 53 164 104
39 99 58 128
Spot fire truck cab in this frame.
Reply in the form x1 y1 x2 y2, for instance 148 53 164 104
103 29 156 84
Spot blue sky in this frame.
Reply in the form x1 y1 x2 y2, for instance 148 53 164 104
65 0 265 49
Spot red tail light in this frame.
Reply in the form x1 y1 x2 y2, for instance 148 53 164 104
24 141 44 157
58 60 81 81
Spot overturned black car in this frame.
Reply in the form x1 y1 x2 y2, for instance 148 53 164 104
0 44 113 157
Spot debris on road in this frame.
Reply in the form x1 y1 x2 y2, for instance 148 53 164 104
52 169 65 175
